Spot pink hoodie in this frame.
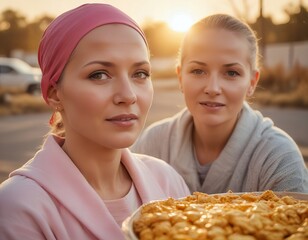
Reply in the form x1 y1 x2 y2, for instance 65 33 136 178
0 135 190 239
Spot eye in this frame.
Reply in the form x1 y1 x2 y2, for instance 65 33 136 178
89 71 110 80
191 69 205 75
226 70 240 77
133 71 150 80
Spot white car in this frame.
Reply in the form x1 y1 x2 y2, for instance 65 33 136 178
0 57 42 95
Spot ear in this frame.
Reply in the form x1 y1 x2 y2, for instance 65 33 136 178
247 70 260 96
176 65 183 92
46 85 61 109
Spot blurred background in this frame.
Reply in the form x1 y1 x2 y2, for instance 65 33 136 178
0 0 307 182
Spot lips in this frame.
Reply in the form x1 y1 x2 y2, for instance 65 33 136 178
106 114 138 122
200 101 225 107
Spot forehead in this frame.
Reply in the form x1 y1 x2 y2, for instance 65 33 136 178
83 24 145 43
75 24 148 53
68 24 149 64
184 28 249 61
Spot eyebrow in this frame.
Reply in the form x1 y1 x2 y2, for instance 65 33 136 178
188 61 243 68
223 63 243 67
188 60 207 66
83 60 150 68
133 61 150 67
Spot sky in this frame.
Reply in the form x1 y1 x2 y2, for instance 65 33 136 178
0 0 307 31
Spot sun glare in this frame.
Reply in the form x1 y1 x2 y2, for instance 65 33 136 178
167 13 193 32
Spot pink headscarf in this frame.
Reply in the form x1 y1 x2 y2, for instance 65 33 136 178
38 3 147 103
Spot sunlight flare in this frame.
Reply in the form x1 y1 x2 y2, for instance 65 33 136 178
167 12 193 32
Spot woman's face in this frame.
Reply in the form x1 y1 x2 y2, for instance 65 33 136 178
178 28 259 128
56 24 153 149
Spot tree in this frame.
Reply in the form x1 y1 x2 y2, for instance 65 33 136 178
0 9 27 56
0 9 54 56
23 16 54 52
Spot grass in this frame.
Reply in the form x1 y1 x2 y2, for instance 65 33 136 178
254 64 308 108
0 93 51 116
254 80 308 108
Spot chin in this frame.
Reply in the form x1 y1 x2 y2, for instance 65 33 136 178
199 115 223 125
120 142 135 149
115 137 137 149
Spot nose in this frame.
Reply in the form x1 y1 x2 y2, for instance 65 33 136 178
204 73 221 96
113 77 137 105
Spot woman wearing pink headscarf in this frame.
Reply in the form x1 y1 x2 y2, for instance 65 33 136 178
0 4 190 239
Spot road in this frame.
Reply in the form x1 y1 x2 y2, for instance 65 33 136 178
1 79 307 183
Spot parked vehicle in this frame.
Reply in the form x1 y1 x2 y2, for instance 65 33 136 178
0 57 41 95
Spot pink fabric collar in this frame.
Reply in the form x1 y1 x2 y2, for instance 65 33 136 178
10 135 167 239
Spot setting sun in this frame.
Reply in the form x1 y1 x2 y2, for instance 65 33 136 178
167 12 194 32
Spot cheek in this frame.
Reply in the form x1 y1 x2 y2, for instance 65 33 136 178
62 86 109 115
224 82 249 102
79 93 105 110
138 84 153 111
182 78 201 96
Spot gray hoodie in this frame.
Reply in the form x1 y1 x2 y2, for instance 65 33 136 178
132 102 308 193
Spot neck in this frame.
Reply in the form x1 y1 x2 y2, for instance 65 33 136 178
62 141 132 200
193 116 238 165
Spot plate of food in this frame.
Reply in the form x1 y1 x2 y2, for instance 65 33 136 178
122 190 308 240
